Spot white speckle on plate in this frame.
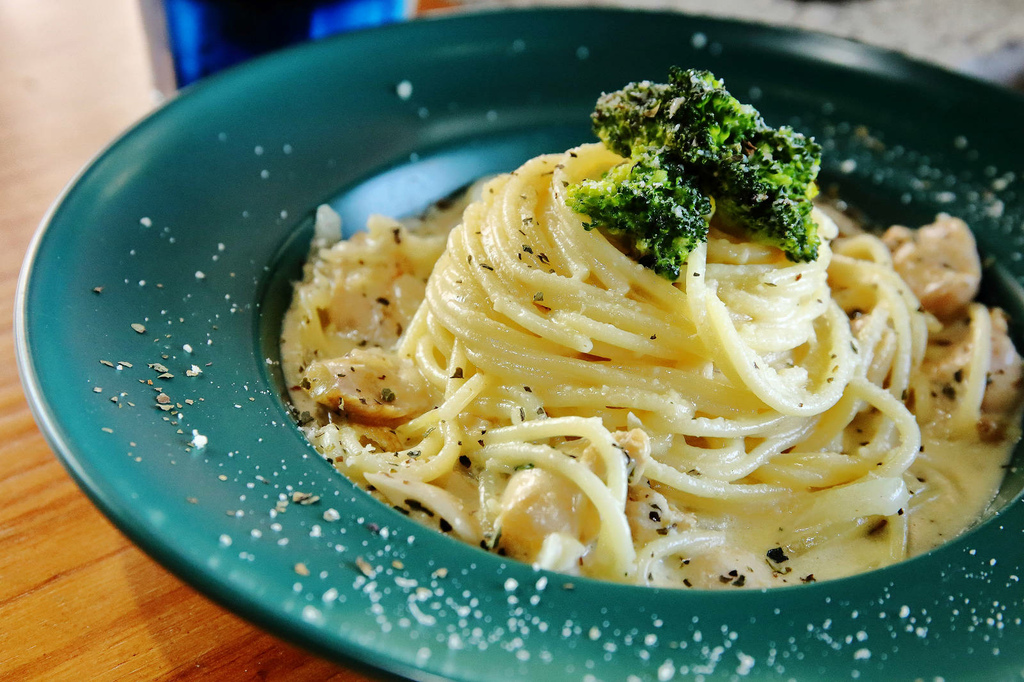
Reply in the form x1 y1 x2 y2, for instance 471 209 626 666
504 578 518 592
255 145 264 156
195 271 206 280
486 110 498 122
260 169 270 179
691 32 707 49
218 534 232 547
190 430 208 449
576 46 589 60
139 217 152 227
396 80 413 100
853 648 871 660
840 159 857 174
736 652 755 676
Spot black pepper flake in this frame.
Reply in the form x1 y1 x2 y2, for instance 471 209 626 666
800 574 816 583
459 455 472 467
649 510 661 523
480 264 494 271
405 498 434 516
451 367 464 379
439 518 453 533
766 547 789 563
522 244 533 254
942 384 956 399
376 297 390 306
953 369 964 383
732 575 746 587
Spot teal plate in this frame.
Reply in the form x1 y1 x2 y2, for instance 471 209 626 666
16 9 1024 681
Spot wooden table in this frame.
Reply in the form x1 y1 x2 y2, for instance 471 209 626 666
0 1 374 679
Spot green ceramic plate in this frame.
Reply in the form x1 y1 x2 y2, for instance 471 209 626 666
17 9 1024 681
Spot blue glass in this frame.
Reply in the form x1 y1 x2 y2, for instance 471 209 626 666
155 0 408 88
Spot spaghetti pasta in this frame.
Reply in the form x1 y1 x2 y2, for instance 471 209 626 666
281 143 1021 588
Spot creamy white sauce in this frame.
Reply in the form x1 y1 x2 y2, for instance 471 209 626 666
906 422 1019 556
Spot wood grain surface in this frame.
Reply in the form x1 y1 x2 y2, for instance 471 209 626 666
0 1 378 679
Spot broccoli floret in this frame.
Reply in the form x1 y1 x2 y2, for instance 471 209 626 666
568 152 713 279
569 67 822 277
592 69 761 160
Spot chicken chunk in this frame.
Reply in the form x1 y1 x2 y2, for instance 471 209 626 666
922 307 1023 438
496 468 590 562
982 308 1023 415
304 347 434 426
308 214 447 353
882 214 981 320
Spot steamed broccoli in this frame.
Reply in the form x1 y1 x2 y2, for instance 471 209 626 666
571 152 713 279
567 67 822 278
